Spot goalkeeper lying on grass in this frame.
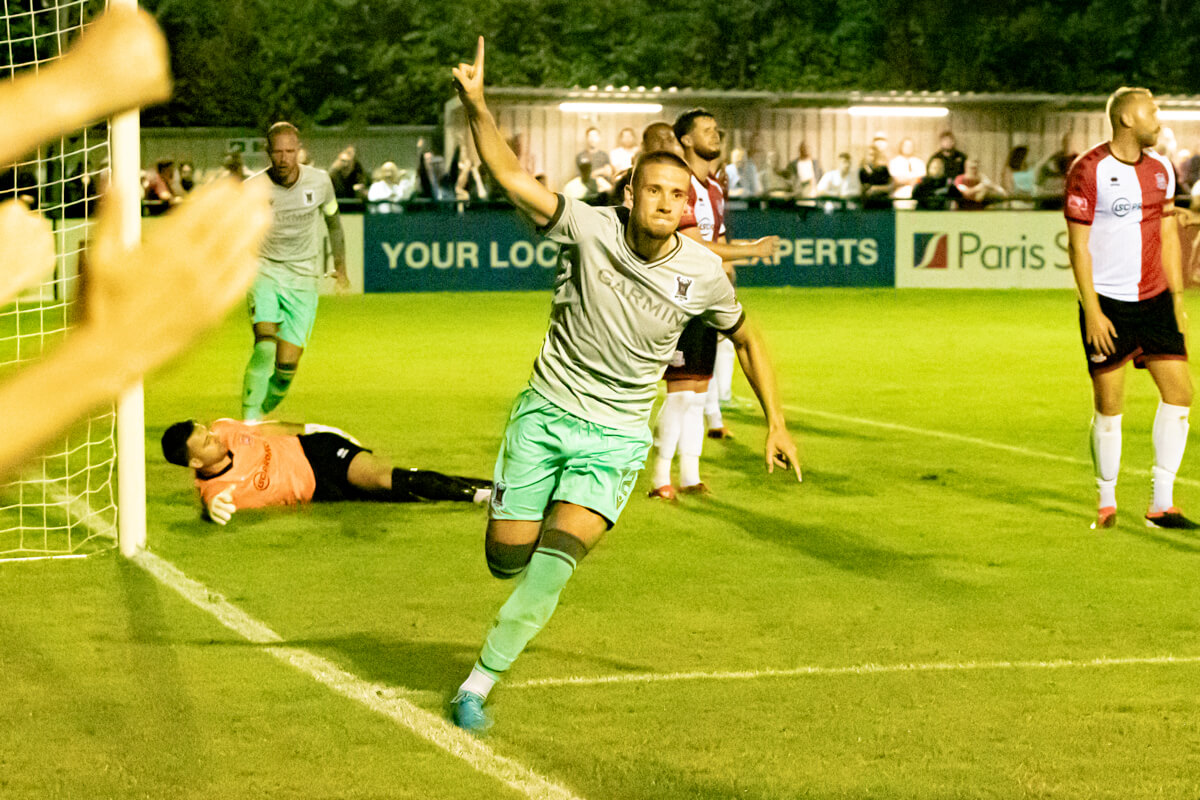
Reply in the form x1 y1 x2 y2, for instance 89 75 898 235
161 419 491 525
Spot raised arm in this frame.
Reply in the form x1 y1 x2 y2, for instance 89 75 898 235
452 37 558 226
727 319 802 480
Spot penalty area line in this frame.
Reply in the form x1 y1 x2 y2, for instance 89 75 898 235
506 653 1200 691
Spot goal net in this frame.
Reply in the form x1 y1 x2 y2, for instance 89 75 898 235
0 0 118 561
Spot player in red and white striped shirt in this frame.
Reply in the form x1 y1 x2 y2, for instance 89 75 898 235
1066 86 1196 530
648 109 780 499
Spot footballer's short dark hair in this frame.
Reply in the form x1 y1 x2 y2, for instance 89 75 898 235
673 108 715 142
161 420 197 467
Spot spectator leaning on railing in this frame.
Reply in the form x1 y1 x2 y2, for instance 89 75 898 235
329 145 368 201
1003 145 1037 203
913 155 951 210
859 140 893 209
953 158 1006 209
815 152 860 204
367 161 416 212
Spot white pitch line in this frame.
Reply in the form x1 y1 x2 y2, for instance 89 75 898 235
47 488 583 799
785 404 1200 489
130 548 587 800
506 654 1200 691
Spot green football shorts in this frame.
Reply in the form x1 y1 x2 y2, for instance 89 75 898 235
489 388 652 527
248 272 319 348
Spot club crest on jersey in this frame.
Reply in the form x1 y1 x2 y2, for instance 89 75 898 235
674 276 693 300
1156 173 1167 191
304 189 315 205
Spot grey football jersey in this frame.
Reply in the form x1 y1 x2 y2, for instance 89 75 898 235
528 195 744 430
248 164 337 289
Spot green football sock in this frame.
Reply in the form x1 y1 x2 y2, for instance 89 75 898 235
241 339 276 420
262 362 297 414
478 529 587 676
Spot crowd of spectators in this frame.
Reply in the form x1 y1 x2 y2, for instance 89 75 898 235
41 121 1200 219
507 125 1133 213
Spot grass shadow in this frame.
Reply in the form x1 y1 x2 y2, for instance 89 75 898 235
1123 526 1200 554
681 496 971 593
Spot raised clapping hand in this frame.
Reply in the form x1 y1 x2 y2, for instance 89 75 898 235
451 36 486 113
0 201 55 305
83 179 270 378
0 179 270 480
0 8 273 482
0 7 170 167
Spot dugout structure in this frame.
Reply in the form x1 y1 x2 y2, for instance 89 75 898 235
444 87 1200 195
0 0 145 561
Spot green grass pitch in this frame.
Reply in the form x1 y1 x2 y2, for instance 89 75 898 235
3 288 1200 799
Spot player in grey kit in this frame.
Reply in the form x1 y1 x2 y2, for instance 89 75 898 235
241 121 349 421
446 38 803 734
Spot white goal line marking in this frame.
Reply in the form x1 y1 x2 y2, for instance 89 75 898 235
506 653 1200 691
129 549 587 800
786 404 1200 489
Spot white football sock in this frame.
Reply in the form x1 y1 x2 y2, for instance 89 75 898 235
704 380 723 430
714 337 736 404
679 390 707 487
652 391 691 488
1091 411 1122 509
1151 401 1189 512
460 665 498 700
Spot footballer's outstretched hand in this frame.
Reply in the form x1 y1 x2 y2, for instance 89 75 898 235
766 426 803 482
748 236 783 262
452 36 486 114
0 200 55 305
206 487 236 526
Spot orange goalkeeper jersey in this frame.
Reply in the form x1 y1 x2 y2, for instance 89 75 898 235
195 419 316 509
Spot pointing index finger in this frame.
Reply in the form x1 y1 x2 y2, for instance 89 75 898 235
475 35 485 71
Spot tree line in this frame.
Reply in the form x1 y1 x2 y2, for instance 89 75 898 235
21 0 1200 129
